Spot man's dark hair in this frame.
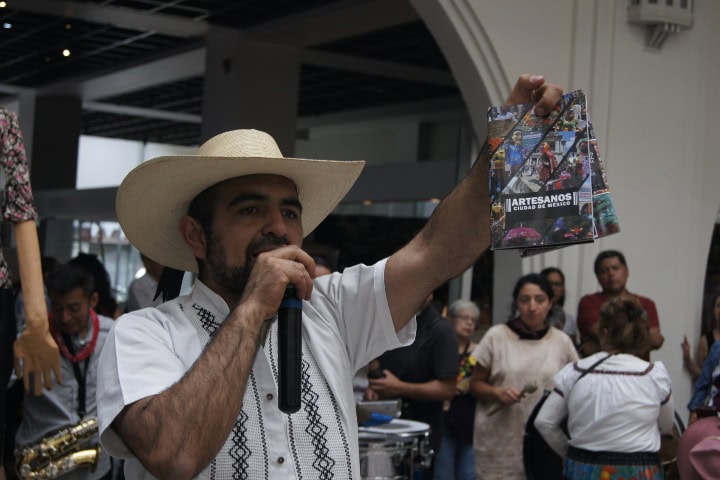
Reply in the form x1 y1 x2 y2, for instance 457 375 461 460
593 250 627 275
187 182 223 279
188 183 220 239
45 263 95 297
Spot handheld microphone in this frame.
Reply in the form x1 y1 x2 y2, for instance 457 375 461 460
278 285 302 414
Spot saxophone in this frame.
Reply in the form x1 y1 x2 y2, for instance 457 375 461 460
15 417 101 480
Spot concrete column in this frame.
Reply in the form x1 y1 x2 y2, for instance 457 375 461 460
29 95 82 190
37 218 75 262
202 27 301 155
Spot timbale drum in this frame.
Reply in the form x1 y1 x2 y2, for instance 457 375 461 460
358 419 432 480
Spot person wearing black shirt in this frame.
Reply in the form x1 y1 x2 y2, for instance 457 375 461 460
368 295 458 477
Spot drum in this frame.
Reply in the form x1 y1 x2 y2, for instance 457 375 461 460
358 419 432 480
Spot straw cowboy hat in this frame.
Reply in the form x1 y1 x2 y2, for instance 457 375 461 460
116 129 365 273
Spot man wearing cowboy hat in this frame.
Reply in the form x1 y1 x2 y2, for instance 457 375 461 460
97 75 563 479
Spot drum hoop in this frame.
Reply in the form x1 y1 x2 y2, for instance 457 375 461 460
358 419 430 439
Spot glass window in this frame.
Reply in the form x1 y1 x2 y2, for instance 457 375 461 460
71 220 140 306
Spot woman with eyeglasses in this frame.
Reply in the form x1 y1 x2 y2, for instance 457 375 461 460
434 299 481 480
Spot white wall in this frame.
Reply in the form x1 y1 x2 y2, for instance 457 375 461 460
415 0 720 418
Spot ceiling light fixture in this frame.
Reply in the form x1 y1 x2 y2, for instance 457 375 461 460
2 23 10 29
0 2 7 8
62 49 71 57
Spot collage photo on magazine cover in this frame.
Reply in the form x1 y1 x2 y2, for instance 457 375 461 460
486 90 620 253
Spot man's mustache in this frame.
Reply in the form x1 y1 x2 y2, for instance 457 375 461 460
247 236 290 257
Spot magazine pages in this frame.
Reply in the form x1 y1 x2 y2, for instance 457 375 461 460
486 90 619 254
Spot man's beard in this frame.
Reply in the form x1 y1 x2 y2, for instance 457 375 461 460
205 233 290 296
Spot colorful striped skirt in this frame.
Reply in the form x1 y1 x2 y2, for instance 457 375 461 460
563 446 663 480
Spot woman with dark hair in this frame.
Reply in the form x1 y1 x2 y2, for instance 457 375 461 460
535 296 674 480
469 273 577 479
682 289 720 380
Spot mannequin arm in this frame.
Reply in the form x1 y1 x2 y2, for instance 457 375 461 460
12 220 60 394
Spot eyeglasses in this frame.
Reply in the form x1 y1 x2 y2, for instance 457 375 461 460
452 314 478 323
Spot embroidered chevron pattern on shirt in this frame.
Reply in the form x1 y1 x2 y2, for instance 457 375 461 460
301 358 336 478
229 409 251 480
209 459 216 480
264 319 350 478
248 371 270 479
323 376 353 478
192 303 220 337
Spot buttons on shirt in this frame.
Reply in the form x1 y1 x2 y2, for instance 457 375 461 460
277 457 285 464
266 393 274 401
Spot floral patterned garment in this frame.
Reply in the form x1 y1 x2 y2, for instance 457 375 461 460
456 349 477 392
0 108 39 289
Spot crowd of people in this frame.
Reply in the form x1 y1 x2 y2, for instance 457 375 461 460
1 73 718 480
309 248 694 480
5 244 705 480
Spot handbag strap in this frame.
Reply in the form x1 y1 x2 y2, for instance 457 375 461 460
571 353 613 390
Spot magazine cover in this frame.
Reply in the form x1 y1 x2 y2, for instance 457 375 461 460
488 90 613 251
586 123 620 239
516 121 620 256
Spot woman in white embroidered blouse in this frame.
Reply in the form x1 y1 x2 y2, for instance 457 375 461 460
534 296 674 480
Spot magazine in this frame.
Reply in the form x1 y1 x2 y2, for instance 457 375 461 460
487 90 619 254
